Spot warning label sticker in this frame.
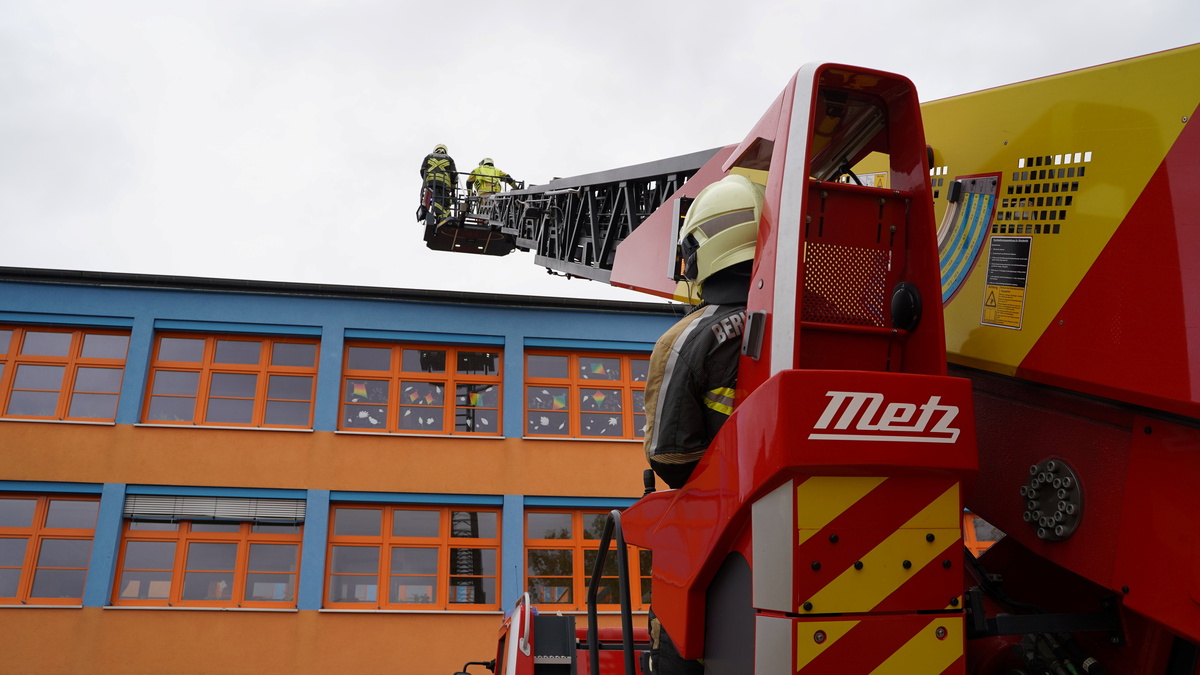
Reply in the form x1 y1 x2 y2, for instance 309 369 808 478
981 237 1031 329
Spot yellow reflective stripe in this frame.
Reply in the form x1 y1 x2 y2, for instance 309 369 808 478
803 484 960 612
796 476 887 545
703 387 736 415
795 619 859 671
869 617 962 675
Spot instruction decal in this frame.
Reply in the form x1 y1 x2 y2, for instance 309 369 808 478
980 237 1031 329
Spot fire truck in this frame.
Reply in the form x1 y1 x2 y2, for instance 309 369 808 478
438 43 1200 674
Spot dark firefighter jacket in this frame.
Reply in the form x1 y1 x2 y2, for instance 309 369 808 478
643 300 747 489
420 152 458 187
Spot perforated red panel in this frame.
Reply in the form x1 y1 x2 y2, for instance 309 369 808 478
801 242 891 327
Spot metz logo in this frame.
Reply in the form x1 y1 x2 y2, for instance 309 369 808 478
808 391 961 444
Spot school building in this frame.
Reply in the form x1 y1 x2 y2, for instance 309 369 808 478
0 267 681 674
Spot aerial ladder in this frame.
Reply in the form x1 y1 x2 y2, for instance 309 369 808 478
447 43 1200 674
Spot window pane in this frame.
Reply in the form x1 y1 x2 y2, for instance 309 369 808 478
252 522 301 534
74 367 124 393
527 354 568 379
0 329 11 354
186 542 237 570
402 349 445 373
527 387 568 411
0 538 29 566
400 406 443 431
393 510 440 538
347 346 391 371
450 548 495 575
45 501 99 529
584 549 620 576
182 572 234 600
528 577 573 604
580 358 620 380
450 577 494 604
81 334 129 359
330 546 379 573
456 384 498 408
20 332 71 357
0 499 37 527
390 547 438 574
271 342 316 367
268 375 312 399
528 513 572 540
123 540 176 569
118 571 173 599
248 544 298 573
527 549 573 575
147 396 195 422
265 400 310 426
13 364 64 389
68 393 119 419
581 412 623 437
581 513 610 540
391 576 436 603
630 358 649 382
329 575 378 603
205 397 254 424
582 388 622 412
345 379 388 404
245 573 295 601
527 412 568 436
152 370 199 395
0 568 21 597
456 408 497 433
401 381 444 406
6 390 59 416
450 512 497 539
333 508 381 536
209 372 257 397
37 538 92 568
159 337 204 362
344 404 387 429
128 520 178 531
457 351 499 375
31 568 88 600
214 340 261 365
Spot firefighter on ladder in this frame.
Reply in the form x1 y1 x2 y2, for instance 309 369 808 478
419 144 458 231
642 174 764 674
466 157 518 195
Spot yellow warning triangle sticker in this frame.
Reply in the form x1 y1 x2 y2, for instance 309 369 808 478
985 291 997 307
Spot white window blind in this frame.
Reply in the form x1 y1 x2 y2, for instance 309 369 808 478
123 495 306 521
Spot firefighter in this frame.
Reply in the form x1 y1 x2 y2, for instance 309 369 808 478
641 174 762 673
466 157 518 195
419 144 458 226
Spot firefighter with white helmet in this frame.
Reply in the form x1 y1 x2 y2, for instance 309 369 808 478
642 173 764 674
466 157 518 195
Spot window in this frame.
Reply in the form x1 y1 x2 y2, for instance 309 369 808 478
143 334 318 428
325 505 500 610
341 343 502 435
0 495 99 605
525 510 650 611
0 326 129 422
112 519 302 607
525 352 649 439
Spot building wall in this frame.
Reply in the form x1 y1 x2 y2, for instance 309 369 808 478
0 271 682 675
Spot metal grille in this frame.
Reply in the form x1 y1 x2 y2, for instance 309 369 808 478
801 242 891 327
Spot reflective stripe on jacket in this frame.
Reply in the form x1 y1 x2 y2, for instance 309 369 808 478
420 153 458 186
643 302 747 489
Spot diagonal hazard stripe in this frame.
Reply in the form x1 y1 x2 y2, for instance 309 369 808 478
804 484 961 613
869 616 963 675
796 476 886 546
794 619 859 671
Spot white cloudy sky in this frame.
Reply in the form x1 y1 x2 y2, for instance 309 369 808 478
1 1 1196 302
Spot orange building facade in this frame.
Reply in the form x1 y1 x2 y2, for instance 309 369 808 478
0 268 681 674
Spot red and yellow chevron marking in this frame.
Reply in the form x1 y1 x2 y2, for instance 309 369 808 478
794 615 963 674
794 476 964 615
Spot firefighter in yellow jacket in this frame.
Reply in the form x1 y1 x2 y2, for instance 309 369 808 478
466 158 518 195
419 144 458 226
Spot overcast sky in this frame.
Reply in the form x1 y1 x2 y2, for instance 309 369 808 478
2 1 1196 302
